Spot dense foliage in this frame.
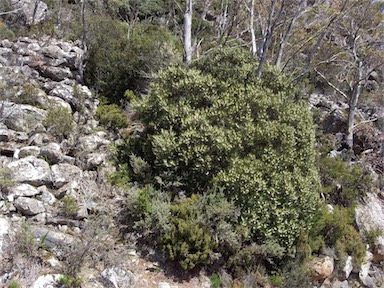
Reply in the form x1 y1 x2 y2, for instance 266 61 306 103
86 19 181 103
116 49 320 267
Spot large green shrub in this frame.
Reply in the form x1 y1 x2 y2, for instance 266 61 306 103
118 49 319 251
119 50 317 247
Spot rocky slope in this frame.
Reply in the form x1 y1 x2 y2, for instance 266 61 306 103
0 36 211 288
0 34 384 288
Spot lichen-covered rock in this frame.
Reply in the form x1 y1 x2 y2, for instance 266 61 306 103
0 216 10 260
51 163 82 188
40 143 62 164
343 255 353 280
101 267 136 288
85 153 107 170
8 183 40 198
356 193 384 262
14 196 45 216
31 274 63 288
8 156 52 186
78 132 111 151
37 66 73 81
33 227 75 248
11 0 48 25
359 251 374 288
0 129 13 142
2 102 46 133
19 146 41 158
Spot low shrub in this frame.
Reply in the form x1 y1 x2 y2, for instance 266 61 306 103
60 196 79 218
57 275 82 288
96 104 129 130
160 195 218 270
43 106 74 139
319 157 371 207
7 280 20 288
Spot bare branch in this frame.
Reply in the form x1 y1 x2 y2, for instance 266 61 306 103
313 68 348 99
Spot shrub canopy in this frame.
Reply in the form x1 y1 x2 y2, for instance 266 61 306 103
118 49 319 249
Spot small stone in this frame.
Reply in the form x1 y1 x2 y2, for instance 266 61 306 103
31 274 62 288
51 163 82 189
127 248 137 256
308 256 334 282
14 197 45 216
331 280 349 288
8 183 41 198
158 282 171 288
19 146 41 158
39 188 56 205
343 255 353 279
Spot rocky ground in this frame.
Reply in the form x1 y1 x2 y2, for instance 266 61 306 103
0 35 384 288
0 36 211 288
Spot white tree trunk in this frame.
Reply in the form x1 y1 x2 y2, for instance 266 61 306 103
275 0 306 68
250 0 257 57
346 60 363 160
184 0 193 64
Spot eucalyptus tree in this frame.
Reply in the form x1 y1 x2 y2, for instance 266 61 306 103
312 0 384 159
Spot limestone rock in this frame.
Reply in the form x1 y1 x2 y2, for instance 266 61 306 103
8 183 40 198
33 227 75 249
31 274 62 288
39 187 56 205
359 251 373 288
8 156 52 186
49 83 77 109
0 216 10 260
40 143 62 164
51 163 82 188
2 102 46 133
85 153 107 169
343 256 353 280
14 196 45 215
308 256 334 282
37 66 73 81
28 132 55 146
356 193 384 262
78 132 110 151
101 267 136 288
12 0 48 25
19 146 41 158
0 129 13 142
158 282 171 288
45 96 72 111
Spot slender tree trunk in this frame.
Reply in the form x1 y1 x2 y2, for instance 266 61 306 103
256 0 284 78
79 0 87 84
250 0 257 57
184 0 193 64
275 0 306 68
346 59 363 160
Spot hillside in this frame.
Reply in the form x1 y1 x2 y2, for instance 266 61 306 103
0 1 384 288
